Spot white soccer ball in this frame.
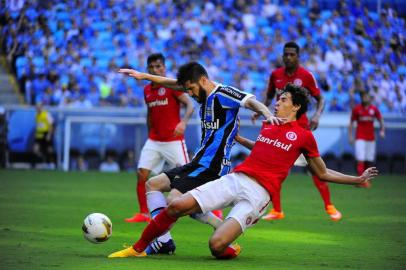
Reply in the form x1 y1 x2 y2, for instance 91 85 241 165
82 213 112 244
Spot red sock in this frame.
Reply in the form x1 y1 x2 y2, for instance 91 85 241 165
215 245 238 260
312 174 332 209
356 161 365 176
132 209 178 252
272 191 282 212
137 180 148 214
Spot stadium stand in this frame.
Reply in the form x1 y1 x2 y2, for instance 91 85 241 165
1 0 405 114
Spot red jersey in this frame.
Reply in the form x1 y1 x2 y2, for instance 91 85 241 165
234 121 320 199
351 104 382 141
267 66 321 129
144 84 184 142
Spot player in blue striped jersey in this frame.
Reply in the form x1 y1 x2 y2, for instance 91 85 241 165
118 62 283 255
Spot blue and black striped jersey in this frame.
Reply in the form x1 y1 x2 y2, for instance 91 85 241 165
191 84 254 176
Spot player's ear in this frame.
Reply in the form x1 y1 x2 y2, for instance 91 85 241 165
293 104 301 113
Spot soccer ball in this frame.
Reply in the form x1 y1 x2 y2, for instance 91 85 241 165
82 213 112 244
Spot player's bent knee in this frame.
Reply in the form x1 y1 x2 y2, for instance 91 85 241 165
208 236 228 256
145 174 170 192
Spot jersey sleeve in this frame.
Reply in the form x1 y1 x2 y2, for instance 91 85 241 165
302 132 320 158
304 71 321 97
216 86 254 109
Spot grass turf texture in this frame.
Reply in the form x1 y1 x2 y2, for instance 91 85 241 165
0 170 405 270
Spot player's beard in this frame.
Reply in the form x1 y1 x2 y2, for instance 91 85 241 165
196 86 206 103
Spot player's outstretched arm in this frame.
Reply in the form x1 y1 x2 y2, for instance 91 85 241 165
173 94 195 136
118 68 184 90
307 156 379 185
245 97 285 125
235 134 255 150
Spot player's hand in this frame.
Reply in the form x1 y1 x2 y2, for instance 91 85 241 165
251 112 260 124
118 69 146 80
359 167 379 184
309 116 320 131
173 121 186 136
263 115 286 125
379 129 385 139
349 136 354 144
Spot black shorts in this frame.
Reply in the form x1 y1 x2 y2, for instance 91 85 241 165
164 162 220 194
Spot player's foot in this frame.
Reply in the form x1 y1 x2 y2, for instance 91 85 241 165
216 243 241 259
356 180 371 188
145 239 176 255
108 246 147 258
124 213 151 223
212 210 223 219
326 205 342 221
262 208 285 220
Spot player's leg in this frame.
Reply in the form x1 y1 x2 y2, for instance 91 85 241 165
355 139 370 188
108 193 201 258
355 139 366 176
262 191 284 220
209 173 270 259
125 139 163 222
361 140 376 188
208 218 242 259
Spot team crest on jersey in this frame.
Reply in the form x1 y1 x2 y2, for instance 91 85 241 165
369 109 374 115
158 87 166 96
246 216 252 225
286 131 297 141
293 79 303 86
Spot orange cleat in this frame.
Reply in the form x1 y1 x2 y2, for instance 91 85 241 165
326 205 342 221
124 213 151 223
261 208 285 220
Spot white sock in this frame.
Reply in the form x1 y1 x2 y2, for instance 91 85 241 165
191 212 223 229
146 191 172 243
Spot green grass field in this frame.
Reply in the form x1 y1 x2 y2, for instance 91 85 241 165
0 170 405 270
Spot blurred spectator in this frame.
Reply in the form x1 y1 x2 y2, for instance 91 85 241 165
1 1 405 114
72 155 89 172
121 150 136 172
32 103 55 169
99 154 120 173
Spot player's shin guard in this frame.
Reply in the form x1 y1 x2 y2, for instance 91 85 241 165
133 209 178 252
312 174 332 208
137 180 148 214
147 191 172 242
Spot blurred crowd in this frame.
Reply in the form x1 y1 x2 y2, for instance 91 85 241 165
1 0 405 113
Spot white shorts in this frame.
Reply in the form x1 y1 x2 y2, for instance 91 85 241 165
138 139 189 174
188 173 270 231
293 154 308 167
355 139 376 162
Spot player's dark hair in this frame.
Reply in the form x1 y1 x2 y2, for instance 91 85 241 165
147 53 165 65
176 62 208 86
282 83 309 119
284 41 300 55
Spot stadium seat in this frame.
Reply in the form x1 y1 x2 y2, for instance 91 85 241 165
84 149 101 170
340 152 355 174
390 153 406 174
323 152 340 171
376 153 390 174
